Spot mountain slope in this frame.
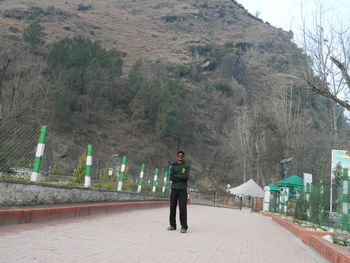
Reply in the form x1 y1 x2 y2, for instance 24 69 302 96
0 0 344 190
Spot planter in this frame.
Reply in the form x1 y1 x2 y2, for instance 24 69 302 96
261 212 350 263
309 235 350 263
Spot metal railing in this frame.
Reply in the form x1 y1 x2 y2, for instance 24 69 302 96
0 119 169 195
189 191 262 210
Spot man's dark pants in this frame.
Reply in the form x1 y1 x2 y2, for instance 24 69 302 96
169 189 188 229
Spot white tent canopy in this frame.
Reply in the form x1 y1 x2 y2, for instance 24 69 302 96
228 179 264 198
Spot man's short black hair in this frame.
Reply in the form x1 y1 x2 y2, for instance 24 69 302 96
177 151 185 156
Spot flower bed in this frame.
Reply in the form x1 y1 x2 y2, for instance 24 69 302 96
261 212 350 263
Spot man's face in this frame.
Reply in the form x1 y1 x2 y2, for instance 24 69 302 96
176 153 185 163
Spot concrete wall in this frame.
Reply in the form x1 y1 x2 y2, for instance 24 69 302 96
0 179 168 206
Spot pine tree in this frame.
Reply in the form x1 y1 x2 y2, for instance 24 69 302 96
23 21 44 49
73 153 86 183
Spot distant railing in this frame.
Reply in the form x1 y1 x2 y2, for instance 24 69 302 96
189 191 258 210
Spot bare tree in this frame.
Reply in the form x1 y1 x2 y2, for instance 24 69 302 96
225 105 254 183
0 39 49 122
266 78 309 175
297 1 350 147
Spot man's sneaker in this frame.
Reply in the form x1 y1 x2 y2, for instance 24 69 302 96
180 228 187 233
167 226 176 230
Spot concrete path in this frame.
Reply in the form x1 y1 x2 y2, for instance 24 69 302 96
0 205 329 263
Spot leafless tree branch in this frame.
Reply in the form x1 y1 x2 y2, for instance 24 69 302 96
305 78 350 110
330 56 350 89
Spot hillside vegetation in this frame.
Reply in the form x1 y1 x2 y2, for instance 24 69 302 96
0 0 348 190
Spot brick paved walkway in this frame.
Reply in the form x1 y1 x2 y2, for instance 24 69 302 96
0 205 329 263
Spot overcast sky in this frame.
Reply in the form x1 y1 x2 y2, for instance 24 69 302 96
237 0 350 33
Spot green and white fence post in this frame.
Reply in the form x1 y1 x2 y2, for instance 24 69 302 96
84 144 93 187
319 178 324 226
162 167 170 196
117 156 127 191
341 168 349 232
152 168 158 194
137 163 145 193
31 126 48 182
306 183 311 222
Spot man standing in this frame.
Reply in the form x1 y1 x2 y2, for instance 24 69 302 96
167 151 190 233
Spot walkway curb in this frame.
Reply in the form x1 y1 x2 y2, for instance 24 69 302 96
272 215 330 245
261 212 350 263
309 235 350 263
0 201 169 226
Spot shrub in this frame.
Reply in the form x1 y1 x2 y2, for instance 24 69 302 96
72 153 86 183
23 20 44 49
16 157 28 168
215 83 233 97
52 162 63 175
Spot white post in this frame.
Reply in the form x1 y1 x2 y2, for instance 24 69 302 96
284 188 289 214
263 186 271 212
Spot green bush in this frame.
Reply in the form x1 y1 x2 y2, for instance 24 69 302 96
72 153 86 183
52 162 63 175
294 191 308 221
128 64 187 139
16 157 28 168
23 20 44 48
215 83 233 97
0 175 30 181
93 183 116 190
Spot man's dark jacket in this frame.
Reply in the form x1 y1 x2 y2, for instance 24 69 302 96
170 161 190 190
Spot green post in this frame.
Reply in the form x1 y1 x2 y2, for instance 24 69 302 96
341 168 349 232
152 168 158 194
84 144 93 187
319 178 324 226
162 167 170 196
31 126 48 182
137 163 145 193
117 156 127 191
306 183 311 222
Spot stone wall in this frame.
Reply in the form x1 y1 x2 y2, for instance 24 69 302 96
0 179 168 206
